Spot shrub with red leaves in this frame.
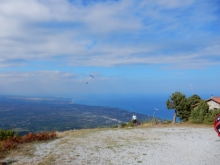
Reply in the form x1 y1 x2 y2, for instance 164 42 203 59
0 139 19 151
0 130 57 156
49 131 57 139
21 132 36 143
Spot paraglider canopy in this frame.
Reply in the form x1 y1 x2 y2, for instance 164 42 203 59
214 113 220 137
85 73 95 84
87 73 94 80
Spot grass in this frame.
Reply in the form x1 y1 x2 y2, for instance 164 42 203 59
0 143 35 164
1 142 35 158
139 121 214 129
38 154 56 165
57 127 109 138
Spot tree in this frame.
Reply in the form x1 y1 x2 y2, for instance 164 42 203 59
190 100 209 123
166 99 177 123
166 92 190 123
187 94 202 110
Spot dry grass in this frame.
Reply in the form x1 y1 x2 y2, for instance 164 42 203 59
0 143 36 164
38 154 56 165
139 121 213 129
9 143 36 157
57 128 108 138
0 131 57 161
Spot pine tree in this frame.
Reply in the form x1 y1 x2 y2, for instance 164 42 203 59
187 94 202 110
190 100 209 123
166 92 190 123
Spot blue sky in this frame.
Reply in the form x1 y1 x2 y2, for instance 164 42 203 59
0 0 220 99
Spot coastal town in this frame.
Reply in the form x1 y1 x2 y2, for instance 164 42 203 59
0 95 153 134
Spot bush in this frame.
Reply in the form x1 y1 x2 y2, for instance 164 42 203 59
128 121 135 127
190 100 209 123
0 138 19 151
0 130 18 141
161 120 172 124
110 125 118 128
204 109 220 125
20 131 57 143
120 120 142 128
0 130 57 156
145 120 151 124
120 123 128 128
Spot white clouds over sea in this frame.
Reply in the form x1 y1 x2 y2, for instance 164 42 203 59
0 0 219 96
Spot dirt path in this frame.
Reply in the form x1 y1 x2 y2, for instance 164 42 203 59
1 125 219 165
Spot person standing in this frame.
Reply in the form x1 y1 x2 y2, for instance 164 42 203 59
132 114 137 126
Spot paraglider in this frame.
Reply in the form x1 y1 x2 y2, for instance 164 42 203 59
87 73 94 80
85 73 95 84
214 113 220 137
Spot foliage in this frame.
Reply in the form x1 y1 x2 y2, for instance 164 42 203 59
190 100 209 123
120 119 142 128
128 121 134 127
110 125 119 128
187 94 202 110
161 120 172 124
0 130 57 157
167 91 220 124
203 109 220 125
189 99 220 125
166 92 190 121
122 121 135 127
0 137 20 153
20 131 57 143
0 129 18 141
120 123 128 128
151 118 159 125
145 120 151 123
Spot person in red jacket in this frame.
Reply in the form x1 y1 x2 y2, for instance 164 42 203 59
214 113 220 137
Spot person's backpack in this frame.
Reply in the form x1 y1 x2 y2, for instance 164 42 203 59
214 113 220 137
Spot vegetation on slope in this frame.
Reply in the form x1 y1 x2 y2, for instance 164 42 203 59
166 92 220 124
0 129 57 158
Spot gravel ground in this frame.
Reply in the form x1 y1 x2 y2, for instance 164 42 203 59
1 125 220 165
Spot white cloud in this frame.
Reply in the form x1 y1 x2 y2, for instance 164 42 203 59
156 0 194 9
0 70 80 96
0 0 219 70
0 71 77 83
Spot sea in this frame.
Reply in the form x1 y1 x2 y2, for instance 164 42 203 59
72 94 176 121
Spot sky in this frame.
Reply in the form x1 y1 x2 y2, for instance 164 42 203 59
0 0 220 99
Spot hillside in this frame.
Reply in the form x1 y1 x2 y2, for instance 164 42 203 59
0 95 159 135
0 123 219 165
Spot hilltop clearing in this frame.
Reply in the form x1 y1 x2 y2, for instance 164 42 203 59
1 124 219 165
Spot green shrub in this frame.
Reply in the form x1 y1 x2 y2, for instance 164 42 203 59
204 109 220 125
127 121 135 127
190 100 209 123
151 118 159 125
111 125 118 128
161 120 172 124
145 120 151 123
120 123 128 128
0 130 18 141
120 120 142 128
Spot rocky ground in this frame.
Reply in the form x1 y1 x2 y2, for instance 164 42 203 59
1 124 219 165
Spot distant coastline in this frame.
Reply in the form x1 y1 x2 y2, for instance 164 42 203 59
71 94 174 120
0 95 167 134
